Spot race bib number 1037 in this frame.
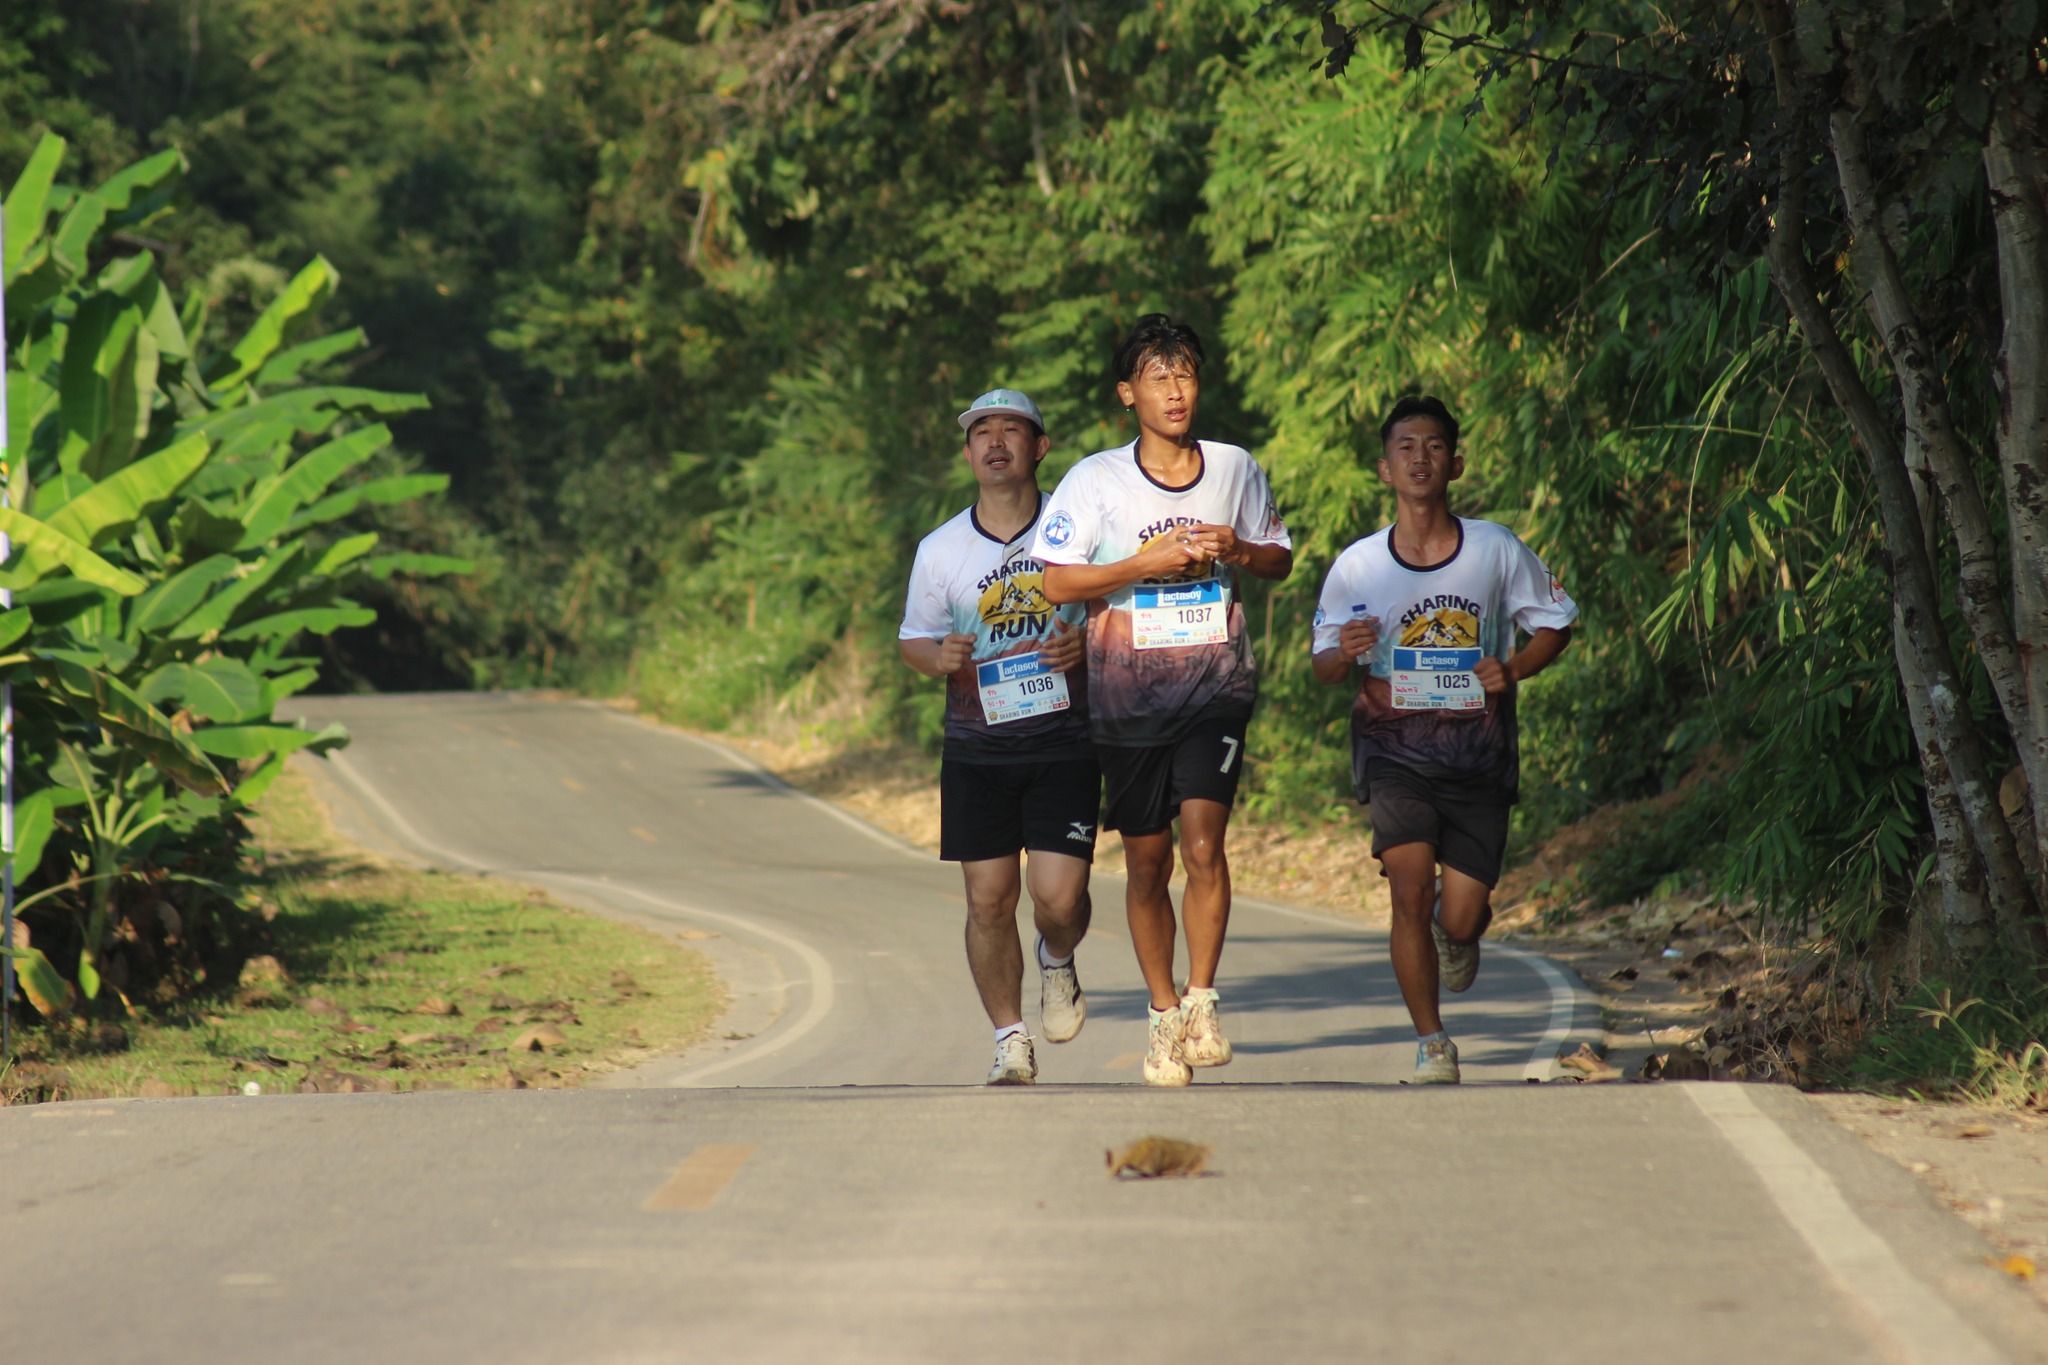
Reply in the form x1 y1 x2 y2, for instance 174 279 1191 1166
1131 580 1227 650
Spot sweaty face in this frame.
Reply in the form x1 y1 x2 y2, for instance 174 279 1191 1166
964 414 1046 487
1117 356 1200 440
1378 415 1461 497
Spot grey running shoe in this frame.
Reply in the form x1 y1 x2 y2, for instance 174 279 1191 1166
1179 989 1234 1067
1432 909 1480 993
1037 936 1086 1044
1142 1007 1191 1087
987 1032 1037 1085
1413 1036 1461 1084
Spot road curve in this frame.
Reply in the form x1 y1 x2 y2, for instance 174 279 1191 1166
290 690 1589 1088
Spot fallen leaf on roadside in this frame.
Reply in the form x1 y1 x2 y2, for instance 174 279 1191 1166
1557 1044 1622 1083
480 965 525 979
1995 1255 2035 1281
139 1078 178 1099
511 1023 569 1052
1948 1123 1995 1140
396 1033 438 1047
413 998 460 1017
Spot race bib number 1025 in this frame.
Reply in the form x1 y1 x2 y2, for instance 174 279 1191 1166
1390 646 1485 711
1131 580 1227 650
976 652 1071 724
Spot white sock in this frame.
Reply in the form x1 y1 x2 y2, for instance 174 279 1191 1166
1148 1003 1181 1024
1182 985 1219 1004
1037 938 1072 970
1417 1029 1450 1046
995 1022 1028 1046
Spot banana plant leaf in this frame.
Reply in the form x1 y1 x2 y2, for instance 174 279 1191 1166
0 506 147 594
140 657 265 724
221 604 375 642
40 432 211 547
190 720 347 760
254 328 366 388
234 424 390 549
127 554 239 635
38 657 229 795
363 552 475 580
2 131 65 284
0 944 73 1019
206 256 337 392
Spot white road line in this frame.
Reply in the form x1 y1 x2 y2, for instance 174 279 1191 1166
540 874 836 1086
319 748 839 1088
1490 944 1580 1081
1235 892 1592 1080
590 705 928 861
1685 1083 2009 1365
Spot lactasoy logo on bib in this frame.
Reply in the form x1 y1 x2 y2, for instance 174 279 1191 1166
1399 594 1481 648
977 562 1053 641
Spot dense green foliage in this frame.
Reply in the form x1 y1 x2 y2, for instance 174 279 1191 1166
12 0 2041 979
1 134 462 1019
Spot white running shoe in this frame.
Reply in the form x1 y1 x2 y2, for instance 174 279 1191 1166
1432 908 1480 993
1038 936 1086 1044
1179 988 1233 1067
1412 1036 1460 1084
987 1032 1037 1085
1142 1007 1191 1087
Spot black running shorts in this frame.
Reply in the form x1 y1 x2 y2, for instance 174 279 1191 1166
1097 715 1250 837
939 757 1102 863
1364 760 1511 888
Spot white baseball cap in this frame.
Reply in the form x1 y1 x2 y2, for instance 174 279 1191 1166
957 388 1045 434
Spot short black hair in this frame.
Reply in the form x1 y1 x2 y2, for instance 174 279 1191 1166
1378 394 1460 452
1113 313 1205 384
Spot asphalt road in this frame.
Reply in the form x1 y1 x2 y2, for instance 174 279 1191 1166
3 691 2042 1365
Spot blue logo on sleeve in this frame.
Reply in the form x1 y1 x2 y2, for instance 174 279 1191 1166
1042 511 1074 549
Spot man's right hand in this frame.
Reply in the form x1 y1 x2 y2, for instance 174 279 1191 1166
935 632 976 674
1337 616 1380 661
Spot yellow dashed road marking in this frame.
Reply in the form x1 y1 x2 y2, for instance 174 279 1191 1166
643 1144 757 1211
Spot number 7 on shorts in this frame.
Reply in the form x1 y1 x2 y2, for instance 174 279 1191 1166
1219 735 1240 773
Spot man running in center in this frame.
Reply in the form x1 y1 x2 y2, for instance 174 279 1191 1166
1312 394 1577 1083
1036 314 1294 1087
900 388 1097 1086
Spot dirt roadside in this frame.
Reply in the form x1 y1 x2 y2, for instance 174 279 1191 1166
716 729 2046 1307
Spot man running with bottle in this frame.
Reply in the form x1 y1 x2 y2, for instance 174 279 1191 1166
1036 315 1293 1086
1312 394 1576 1083
899 388 1097 1085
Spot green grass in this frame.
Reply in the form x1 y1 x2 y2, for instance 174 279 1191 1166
1847 957 2048 1112
5 767 724 1099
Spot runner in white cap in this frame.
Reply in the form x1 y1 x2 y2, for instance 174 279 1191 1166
1312 395 1577 1083
1033 317 1294 1087
899 388 1098 1085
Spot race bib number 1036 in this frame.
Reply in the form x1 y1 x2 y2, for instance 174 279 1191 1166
976 652 1071 724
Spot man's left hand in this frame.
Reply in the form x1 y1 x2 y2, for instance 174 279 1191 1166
1041 618 1085 673
1184 523 1242 564
1474 657 1516 696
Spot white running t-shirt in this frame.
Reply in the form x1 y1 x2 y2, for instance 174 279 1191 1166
899 495 1092 763
1313 518 1577 802
1030 440 1291 746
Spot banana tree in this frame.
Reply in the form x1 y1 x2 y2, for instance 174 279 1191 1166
2 134 465 1021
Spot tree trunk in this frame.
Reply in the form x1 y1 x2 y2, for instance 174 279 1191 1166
1984 107 2048 912
1760 8 2042 958
1832 108 2028 735
1893 598 1995 956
